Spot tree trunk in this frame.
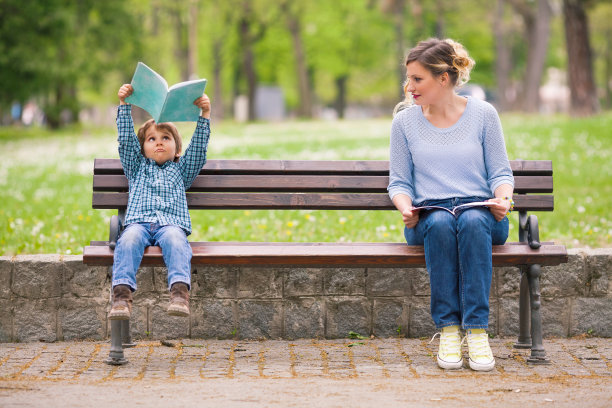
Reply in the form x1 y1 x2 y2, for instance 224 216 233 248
509 0 552 113
395 0 407 100
524 0 551 112
606 29 612 109
493 0 513 111
172 6 190 82
563 0 599 116
434 0 445 39
335 75 348 119
285 7 313 118
187 0 198 80
240 16 257 121
212 39 224 121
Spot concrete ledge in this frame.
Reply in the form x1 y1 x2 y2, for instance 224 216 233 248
0 249 610 342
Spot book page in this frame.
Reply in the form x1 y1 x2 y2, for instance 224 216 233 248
159 79 207 123
125 62 168 122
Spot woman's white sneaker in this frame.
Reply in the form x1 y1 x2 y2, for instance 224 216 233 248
466 329 495 371
431 325 463 369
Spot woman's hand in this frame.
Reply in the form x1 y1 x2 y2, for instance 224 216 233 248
401 207 420 229
487 197 512 221
118 84 133 105
194 94 211 119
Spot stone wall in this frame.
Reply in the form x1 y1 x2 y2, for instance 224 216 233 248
0 248 610 343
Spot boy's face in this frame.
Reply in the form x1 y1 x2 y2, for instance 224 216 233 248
143 126 180 165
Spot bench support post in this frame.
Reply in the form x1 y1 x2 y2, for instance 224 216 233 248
525 264 550 364
121 320 136 348
514 268 532 349
105 320 128 365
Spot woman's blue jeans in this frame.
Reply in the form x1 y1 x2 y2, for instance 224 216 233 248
404 197 509 329
112 223 192 291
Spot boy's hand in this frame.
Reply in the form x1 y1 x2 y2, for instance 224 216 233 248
118 84 133 105
194 94 211 119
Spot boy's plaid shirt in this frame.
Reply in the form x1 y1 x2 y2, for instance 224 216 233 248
116 104 210 235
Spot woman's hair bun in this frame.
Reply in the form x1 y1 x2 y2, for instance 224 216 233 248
445 39 474 87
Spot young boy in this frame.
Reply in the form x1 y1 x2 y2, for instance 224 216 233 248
109 83 211 320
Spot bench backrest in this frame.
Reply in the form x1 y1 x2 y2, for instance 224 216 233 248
92 159 553 212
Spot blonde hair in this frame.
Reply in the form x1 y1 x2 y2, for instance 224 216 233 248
393 38 475 115
137 119 182 161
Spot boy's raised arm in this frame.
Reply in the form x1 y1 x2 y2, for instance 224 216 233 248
180 93 212 188
117 84 143 179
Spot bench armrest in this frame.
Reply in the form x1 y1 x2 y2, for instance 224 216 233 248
519 212 541 249
109 215 122 250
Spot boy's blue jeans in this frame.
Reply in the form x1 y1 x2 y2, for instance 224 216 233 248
112 223 192 291
404 197 509 330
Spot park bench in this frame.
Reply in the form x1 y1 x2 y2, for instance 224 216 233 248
83 158 567 365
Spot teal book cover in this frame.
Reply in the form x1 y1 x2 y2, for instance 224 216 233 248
125 62 207 123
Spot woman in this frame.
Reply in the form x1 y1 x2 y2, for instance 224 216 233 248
388 38 514 371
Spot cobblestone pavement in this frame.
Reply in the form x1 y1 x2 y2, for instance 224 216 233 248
0 337 611 407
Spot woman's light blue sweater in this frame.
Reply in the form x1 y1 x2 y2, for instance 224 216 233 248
388 97 514 204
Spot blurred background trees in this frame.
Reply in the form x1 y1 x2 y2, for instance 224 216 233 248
1 0 610 128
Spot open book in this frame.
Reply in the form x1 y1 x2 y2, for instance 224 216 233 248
413 201 503 215
125 62 207 123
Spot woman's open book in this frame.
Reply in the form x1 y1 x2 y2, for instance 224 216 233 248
413 201 502 215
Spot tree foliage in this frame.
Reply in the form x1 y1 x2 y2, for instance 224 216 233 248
1 0 610 127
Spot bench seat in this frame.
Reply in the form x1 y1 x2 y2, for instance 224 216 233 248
85 241 567 268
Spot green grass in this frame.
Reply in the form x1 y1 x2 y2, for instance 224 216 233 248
1 112 611 255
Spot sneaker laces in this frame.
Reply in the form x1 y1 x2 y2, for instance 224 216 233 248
464 331 493 360
430 330 462 360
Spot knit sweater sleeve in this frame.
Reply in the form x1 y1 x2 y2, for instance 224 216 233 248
388 111 415 201
481 103 514 194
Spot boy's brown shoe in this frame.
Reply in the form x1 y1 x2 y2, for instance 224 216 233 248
109 285 133 320
168 283 190 317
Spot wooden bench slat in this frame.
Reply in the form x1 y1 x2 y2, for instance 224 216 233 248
92 174 553 194
92 192 554 211
94 159 553 176
83 242 568 267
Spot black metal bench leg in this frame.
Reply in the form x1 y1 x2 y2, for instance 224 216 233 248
105 320 128 365
121 320 137 348
526 264 550 364
514 267 532 349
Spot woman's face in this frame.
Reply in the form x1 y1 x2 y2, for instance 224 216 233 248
405 61 446 106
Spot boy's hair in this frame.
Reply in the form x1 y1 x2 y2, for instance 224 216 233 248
137 119 182 161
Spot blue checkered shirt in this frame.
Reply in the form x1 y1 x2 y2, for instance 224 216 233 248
116 104 210 235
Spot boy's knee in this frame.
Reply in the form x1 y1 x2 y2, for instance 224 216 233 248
158 226 188 245
118 224 147 246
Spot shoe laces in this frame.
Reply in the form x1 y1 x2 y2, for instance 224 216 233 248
430 330 462 358
464 331 493 360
